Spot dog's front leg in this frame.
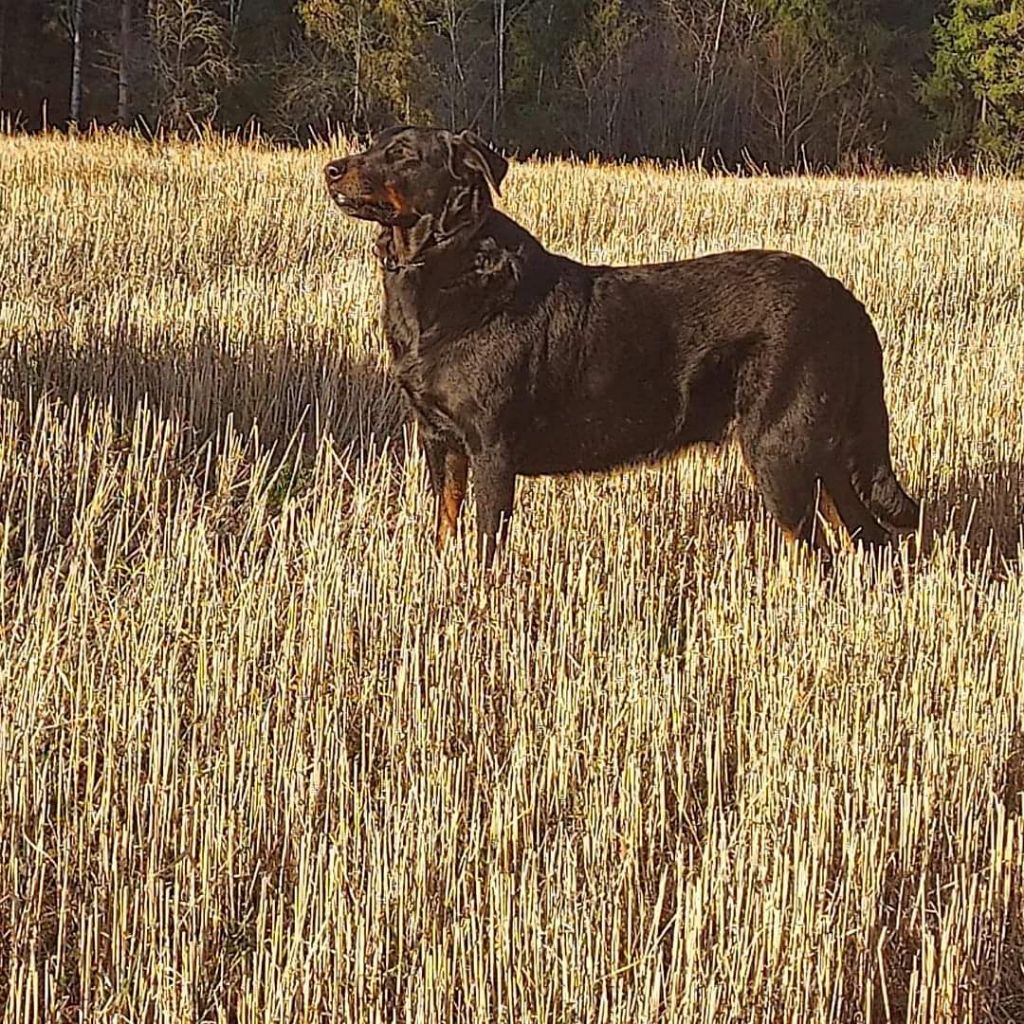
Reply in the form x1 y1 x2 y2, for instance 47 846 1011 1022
436 450 469 551
472 445 515 566
421 433 469 551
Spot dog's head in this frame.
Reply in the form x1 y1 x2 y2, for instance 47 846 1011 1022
324 126 507 236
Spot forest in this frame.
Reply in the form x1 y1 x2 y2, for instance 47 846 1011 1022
1 0 1022 169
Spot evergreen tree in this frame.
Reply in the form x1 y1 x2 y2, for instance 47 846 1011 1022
924 0 1024 165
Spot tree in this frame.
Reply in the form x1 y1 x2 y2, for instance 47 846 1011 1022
655 0 756 158
566 0 636 152
295 0 431 131
69 0 82 120
424 0 476 128
0 0 7 111
924 0 1024 166
118 0 131 124
145 0 239 128
0 0 990 171
49 0 86 121
751 12 848 166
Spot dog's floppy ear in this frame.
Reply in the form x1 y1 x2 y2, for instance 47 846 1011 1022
448 130 508 196
437 183 486 238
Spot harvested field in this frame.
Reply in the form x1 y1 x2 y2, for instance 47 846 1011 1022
1 132 1022 1023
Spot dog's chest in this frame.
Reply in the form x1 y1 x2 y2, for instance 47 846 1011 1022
380 280 420 362
392 348 466 439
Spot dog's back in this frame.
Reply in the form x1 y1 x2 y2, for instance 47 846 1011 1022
445 218 914 537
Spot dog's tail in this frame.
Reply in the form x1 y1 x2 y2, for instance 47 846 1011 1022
846 351 919 531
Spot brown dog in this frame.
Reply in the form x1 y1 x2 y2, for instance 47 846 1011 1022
326 127 918 563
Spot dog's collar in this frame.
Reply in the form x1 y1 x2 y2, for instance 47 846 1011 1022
375 230 425 273
378 250 423 273
375 213 488 274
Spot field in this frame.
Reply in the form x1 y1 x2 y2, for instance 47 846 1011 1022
0 132 1022 1023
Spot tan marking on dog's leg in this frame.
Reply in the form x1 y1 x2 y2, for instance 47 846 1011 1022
435 452 469 551
816 485 847 550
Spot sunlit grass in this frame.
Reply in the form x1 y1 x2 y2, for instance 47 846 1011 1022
0 131 1022 1023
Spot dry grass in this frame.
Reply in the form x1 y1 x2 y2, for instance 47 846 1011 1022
0 131 1022 1023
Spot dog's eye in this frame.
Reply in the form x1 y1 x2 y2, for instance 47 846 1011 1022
384 144 416 166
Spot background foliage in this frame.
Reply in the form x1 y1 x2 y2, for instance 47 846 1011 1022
0 2 1022 167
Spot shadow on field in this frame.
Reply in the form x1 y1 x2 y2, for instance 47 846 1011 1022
921 459 1024 570
981 731 1024 1021
0 326 410 570
0 325 408 467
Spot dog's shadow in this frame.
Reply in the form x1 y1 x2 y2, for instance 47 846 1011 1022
920 459 1023 570
0 326 409 567
708 453 1022 575
1 325 407 465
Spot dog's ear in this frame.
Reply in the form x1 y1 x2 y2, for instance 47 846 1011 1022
448 130 508 196
438 183 485 238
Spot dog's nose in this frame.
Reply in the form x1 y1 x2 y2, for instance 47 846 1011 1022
324 159 347 183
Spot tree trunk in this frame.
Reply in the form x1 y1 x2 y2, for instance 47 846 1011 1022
493 0 505 132
353 0 363 126
0 0 7 111
69 0 83 122
229 0 243 42
118 0 131 125
443 1 467 128
709 0 727 87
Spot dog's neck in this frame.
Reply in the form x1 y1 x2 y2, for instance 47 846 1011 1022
375 189 494 273
376 218 435 271
376 206 527 362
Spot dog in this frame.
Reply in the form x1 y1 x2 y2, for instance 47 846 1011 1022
324 126 918 565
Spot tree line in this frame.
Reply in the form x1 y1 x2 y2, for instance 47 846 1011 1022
1 1 1021 169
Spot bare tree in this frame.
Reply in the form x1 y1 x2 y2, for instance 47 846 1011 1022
295 0 378 128
489 0 541 133
0 0 7 110
568 0 636 151
146 0 238 128
352 0 363 125
754 23 843 167
492 0 504 131
655 0 766 158
226 0 244 40
118 0 131 124
69 0 84 122
426 0 472 128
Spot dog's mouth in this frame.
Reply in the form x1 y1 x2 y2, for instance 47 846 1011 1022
330 190 390 218
328 185 417 226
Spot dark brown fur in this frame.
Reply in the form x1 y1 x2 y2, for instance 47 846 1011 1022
325 127 919 564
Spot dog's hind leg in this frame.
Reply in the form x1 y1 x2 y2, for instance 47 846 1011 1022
743 426 891 555
740 433 829 552
847 390 920 531
820 467 891 551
